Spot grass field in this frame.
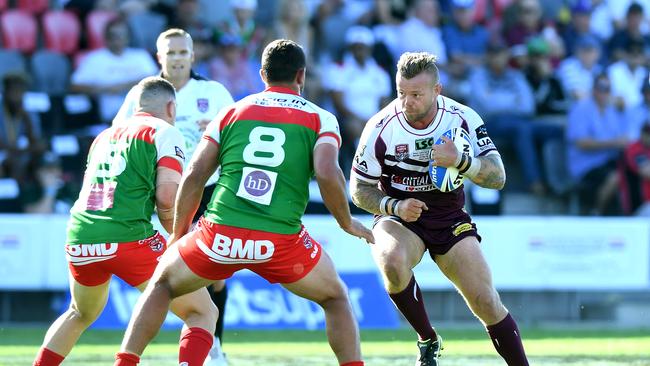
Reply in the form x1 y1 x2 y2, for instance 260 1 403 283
2 327 649 365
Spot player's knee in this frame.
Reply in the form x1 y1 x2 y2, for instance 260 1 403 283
317 277 350 307
67 304 99 326
380 255 410 286
472 289 502 318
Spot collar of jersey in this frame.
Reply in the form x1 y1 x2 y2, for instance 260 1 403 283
133 112 153 117
264 86 299 95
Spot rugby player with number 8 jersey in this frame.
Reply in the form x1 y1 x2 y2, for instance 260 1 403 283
350 52 530 366
113 40 374 366
33 77 217 366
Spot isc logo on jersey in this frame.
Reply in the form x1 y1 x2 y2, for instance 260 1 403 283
66 243 118 265
429 128 473 192
197 234 275 264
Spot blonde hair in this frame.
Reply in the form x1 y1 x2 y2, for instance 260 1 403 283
156 28 193 51
396 52 440 84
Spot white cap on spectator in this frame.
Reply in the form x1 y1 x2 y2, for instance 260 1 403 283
232 0 257 10
345 26 375 46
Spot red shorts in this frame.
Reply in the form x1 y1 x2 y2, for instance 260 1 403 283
178 218 322 284
66 232 166 287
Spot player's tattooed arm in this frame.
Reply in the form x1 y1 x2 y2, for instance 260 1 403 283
472 154 506 190
349 178 385 214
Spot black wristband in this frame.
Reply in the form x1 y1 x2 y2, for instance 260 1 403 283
390 199 400 216
456 153 468 170
459 155 472 174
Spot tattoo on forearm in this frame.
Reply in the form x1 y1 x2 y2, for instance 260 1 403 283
473 155 506 189
350 178 385 214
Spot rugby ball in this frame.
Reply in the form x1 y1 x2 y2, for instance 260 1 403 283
428 128 473 192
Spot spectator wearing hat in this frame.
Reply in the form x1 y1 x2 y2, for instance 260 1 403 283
607 2 650 62
566 73 629 215
562 0 600 56
217 0 265 60
468 40 548 194
607 38 648 110
557 34 603 101
525 37 569 117
442 0 489 102
322 25 391 173
208 34 263 101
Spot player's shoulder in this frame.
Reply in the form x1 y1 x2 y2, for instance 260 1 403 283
439 95 483 125
366 98 401 131
186 75 230 95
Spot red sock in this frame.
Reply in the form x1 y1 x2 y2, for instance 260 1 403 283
33 347 65 366
341 362 364 366
114 352 140 366
179 327 214 366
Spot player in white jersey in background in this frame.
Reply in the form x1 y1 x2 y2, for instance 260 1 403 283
349 52 529 366
113 28 234 366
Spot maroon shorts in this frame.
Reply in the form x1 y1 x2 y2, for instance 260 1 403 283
178 218 322 284
374 211 481 259
66 232 166 287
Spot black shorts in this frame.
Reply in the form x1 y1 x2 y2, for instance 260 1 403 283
192 183 217 223
373 211 481 259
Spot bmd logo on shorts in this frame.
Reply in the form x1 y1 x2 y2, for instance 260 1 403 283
197 234 275 264
237 167 277 205
66 243 118 265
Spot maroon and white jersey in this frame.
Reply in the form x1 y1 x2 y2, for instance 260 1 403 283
351 95 498 227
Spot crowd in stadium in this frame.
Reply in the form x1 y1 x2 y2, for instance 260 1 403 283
2 0 650 216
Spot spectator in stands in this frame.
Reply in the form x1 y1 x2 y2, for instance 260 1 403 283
323 25 391 172
217 0 266 60
208 34 262 101
0 73 46 183
607 39 648 110
396 0 447 65
70 18 158 123
502 0 564 66
621 122 650 215
589 0 615 41
525 37 570 117
557 34 603 101
19 152 71 214
607 2 649 63
626 80 650 141
468 40 547 194
442 0 490 102
169 0 214 41
566 73 629 215
561 0 598 56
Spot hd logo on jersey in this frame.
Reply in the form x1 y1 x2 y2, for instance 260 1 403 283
196 234 275 264
237 167 278 205
196 98 209 113
65 243 118 265
395 144 410 161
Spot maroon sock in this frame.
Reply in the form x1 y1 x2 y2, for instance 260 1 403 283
486 313 529 366
113 352 140 366
389 276 436 341
179 327 214 366
33 347 65 366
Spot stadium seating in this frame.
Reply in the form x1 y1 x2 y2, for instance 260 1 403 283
0 10 38 54
31 50 71 95
127 11 167 54
0 50 27 90
0 0 7 12
42 10 81 56
17 0 49 15
85 10 118 49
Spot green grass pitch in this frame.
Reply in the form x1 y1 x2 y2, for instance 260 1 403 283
2 327 649 365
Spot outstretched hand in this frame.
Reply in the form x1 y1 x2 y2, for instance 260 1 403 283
396 198 428 222
341 217 375 244
429 136 459 168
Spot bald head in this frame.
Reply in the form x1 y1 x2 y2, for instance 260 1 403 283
134 76 177 123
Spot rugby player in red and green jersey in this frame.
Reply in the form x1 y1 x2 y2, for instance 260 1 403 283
33 77 216 366
114 40 374 366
